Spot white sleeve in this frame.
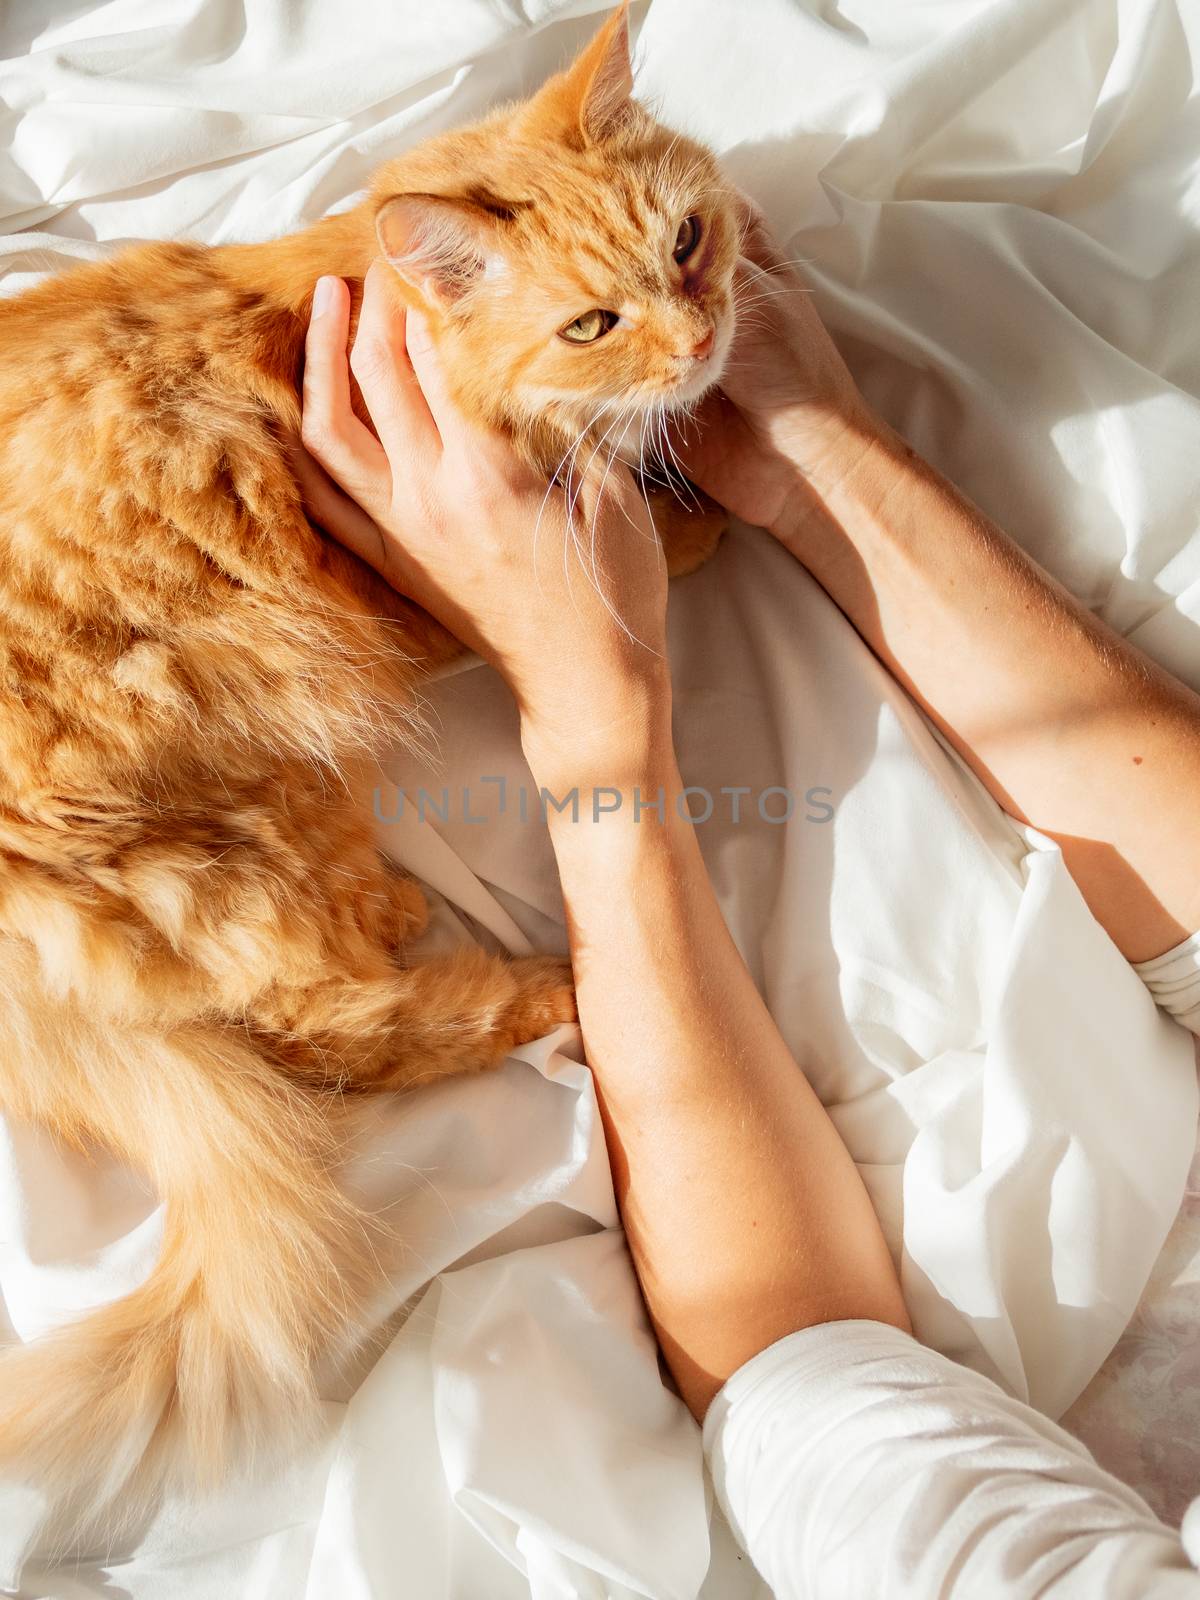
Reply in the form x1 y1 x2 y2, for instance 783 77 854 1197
1135 931 1200 1037
703 1320 1200 1599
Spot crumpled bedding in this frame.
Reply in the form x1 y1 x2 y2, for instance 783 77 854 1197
2 1 1199 1596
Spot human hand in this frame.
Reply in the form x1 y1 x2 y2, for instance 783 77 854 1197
297 265 673 786
673 198 885 537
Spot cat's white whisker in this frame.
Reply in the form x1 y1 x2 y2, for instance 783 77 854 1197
560 424 598 624
634 410 666 562
534 409 602 606
588 403 640 592
656 403 704 515
732 282 814 307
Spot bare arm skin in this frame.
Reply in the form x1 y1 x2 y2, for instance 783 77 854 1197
676 207 1200 964
534 744 909 1416
296 269 910 1417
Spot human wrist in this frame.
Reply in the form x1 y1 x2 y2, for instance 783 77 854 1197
771 412 909 557
776 395 885 493
518 672 677 812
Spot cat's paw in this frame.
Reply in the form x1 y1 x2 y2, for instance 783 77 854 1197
506 955 578 1043
392 873 431 942
664 508 728 577
646 485 729 578
377 856 431 945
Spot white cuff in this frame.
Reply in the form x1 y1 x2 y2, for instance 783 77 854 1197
1135 931 1200 1036
703 1321 1198 1599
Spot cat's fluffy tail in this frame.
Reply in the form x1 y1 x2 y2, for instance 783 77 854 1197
0 1017 366 1551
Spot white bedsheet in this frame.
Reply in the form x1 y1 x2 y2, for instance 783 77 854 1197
2 1 1199 1595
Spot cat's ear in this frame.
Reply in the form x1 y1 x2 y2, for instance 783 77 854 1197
574 2 635 143
524 2 636 147
375 194 504 310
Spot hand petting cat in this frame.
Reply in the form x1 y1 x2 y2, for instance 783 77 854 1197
296 261 672 787
666 197 883 540
295 202 889 745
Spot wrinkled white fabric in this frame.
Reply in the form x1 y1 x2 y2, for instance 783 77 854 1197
2 1 1199 1596
704 1320 1200 1600
703 963 1200 1600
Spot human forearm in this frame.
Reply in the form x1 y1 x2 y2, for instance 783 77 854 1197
527 715 909 1418
675 208 1200 962
299 255 909 1420
773 420 1200 962
297 275 910 1415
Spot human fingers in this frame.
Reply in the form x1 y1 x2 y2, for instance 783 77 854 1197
400 306 457 439
349 262 441 468
301 275 391 511
402 306 540 490
732 191 793 277
287 437 397 580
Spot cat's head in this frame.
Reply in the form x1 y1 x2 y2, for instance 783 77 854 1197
371 4 738 449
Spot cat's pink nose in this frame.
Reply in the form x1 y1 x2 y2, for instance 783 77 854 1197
691 327 716 361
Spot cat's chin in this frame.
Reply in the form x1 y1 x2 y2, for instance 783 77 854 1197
666 366 723 408
661 321 734 408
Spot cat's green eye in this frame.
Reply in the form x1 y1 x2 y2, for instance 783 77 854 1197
558 308 619 345
673 214 702 264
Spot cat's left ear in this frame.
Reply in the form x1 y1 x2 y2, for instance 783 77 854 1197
375 194 504 310
525 2 636 147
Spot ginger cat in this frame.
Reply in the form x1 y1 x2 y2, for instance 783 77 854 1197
0 2 737 1541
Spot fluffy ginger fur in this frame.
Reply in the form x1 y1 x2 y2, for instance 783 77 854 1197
0 3 737 1546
